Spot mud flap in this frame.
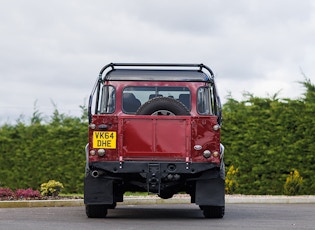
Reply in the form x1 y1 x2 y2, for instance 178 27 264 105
195 178 225 206
84 175 114 205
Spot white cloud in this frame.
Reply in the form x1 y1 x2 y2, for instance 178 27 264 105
0 0 314 124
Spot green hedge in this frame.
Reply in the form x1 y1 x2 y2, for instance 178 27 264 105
0 109 87 193
222 80 315 195
0 81 314 194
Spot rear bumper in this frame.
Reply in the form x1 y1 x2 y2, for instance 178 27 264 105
84 161 224 206
88 161 220 175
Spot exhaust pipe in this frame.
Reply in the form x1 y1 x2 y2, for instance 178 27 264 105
91 170 104 178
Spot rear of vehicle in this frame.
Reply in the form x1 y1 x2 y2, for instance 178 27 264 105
84 63 225 218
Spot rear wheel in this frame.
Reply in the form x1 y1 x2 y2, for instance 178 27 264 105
201 206 225 218
85 205 108 218
158 192 174 199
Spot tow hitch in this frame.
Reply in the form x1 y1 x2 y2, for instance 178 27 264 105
147 163 161 194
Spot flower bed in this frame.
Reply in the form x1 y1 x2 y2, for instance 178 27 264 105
0 187 81 201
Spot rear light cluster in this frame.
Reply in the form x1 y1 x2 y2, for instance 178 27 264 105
193 145 220 163
202 150 219 158
213 124 220 131
204 149 220 164
89 149 106 157
193 123 221 164
89 122 113 157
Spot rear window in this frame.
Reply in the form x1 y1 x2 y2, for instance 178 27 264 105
122 86 191 114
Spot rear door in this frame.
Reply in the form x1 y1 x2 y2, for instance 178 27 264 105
119 116 191 161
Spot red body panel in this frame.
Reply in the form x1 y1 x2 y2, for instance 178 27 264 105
191 116 220 162
88 115 220 163
120 116 190 161
88 79 221 164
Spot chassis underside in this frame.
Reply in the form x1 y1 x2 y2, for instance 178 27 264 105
84 161 225 218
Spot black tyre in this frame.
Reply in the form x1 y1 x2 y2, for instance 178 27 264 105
107 203 117 209
201 206 225 218
85 205 108 218
136 97 190 115
158 192 174 199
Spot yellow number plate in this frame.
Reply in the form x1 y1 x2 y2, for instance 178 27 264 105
93 131 117 149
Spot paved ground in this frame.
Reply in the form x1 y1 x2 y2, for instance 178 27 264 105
1 203 315 230
1 195 314 208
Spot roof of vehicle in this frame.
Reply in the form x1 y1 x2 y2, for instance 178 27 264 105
104 69 213 82
97 63 215 83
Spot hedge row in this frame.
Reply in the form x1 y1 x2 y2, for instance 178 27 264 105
0 109 87 193
222 96 315 194
222 80 315 195
0 81 314 194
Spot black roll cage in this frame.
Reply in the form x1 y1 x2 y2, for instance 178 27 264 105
88 63 222 124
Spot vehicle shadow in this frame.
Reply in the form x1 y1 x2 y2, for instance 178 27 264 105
107 205 205 219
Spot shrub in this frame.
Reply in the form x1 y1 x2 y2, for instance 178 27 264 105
40 180 64 196
15 188 41 199
284 169 303 195
0 187 15 198
225 165 239 194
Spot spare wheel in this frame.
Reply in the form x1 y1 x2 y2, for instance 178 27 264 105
136 97 190 116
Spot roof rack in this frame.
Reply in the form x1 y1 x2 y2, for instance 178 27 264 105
98 63 214 81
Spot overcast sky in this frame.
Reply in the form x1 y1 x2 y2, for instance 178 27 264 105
1 0 314 124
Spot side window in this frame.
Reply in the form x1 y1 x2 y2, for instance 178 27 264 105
99 85 115 114
197 86 216 115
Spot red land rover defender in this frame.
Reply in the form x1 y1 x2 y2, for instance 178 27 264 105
84 63 225 218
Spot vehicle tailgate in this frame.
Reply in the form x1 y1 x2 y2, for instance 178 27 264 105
119 116 191 160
